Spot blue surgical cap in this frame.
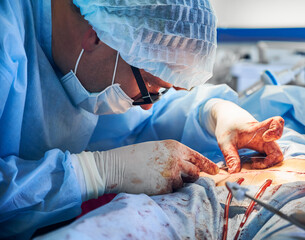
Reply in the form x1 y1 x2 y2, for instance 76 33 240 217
73 0 217 90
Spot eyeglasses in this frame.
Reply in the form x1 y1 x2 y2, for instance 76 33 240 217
130 66 169 106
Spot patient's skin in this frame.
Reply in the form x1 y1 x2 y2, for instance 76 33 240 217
200 158 305 186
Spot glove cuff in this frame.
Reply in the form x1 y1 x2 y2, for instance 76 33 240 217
199 98 223 137
75 151 106 201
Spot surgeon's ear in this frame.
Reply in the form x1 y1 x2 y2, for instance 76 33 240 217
81 28 102 52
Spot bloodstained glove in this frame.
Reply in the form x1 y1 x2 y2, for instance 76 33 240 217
201 99 284 173
74 140 219 200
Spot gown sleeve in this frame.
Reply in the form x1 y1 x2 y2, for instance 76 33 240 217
0 7 82 237
0 150 82 240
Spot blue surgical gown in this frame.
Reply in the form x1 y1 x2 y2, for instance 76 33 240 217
1 0 304 239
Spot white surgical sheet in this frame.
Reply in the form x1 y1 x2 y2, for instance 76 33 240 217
35 177 305 240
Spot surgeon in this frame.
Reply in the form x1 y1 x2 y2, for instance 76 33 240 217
0 0 284 239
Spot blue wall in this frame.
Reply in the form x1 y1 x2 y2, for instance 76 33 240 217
217 28 305 42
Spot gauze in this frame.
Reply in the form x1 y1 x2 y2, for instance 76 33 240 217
73 0 217 90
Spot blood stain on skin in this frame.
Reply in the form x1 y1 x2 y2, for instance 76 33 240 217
286 171 305 175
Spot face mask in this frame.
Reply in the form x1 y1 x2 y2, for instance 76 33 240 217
60 50 134 115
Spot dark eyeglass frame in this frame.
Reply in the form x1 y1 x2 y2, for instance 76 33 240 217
130 66 169 106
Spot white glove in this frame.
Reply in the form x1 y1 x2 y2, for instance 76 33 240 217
200 98 284 173
73 140 219 201
200 98 258 136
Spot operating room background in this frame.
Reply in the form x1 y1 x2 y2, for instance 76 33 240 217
208 0 305 96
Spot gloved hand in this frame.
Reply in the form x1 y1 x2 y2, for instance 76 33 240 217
201 99 284 173
74 140 219 200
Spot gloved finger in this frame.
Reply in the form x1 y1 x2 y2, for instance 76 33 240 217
251 141 283 169
187 149 219 175
262 117 285 142
219 143 241 173
180 160 200 182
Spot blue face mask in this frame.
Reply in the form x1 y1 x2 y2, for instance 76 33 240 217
60 50 134 115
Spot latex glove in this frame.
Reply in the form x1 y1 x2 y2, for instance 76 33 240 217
74 140 219 200
202 99 284 173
